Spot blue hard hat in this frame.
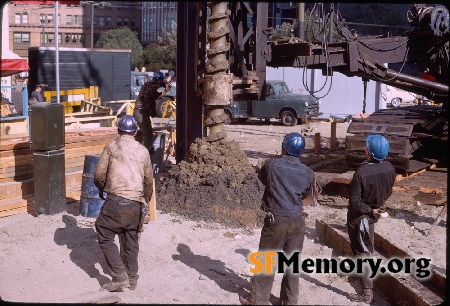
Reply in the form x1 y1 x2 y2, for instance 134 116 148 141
282 132 305 157
366 134 389 161
117 115 139 133
153 71 165 81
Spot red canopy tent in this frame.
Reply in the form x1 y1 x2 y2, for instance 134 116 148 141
1 48 29 78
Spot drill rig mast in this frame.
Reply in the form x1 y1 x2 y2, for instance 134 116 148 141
176 3 448 171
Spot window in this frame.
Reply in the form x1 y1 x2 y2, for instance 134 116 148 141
40 14 45 24
22 14 28 24
58 33 62 44
117 17 122 26
66 15 72 25
130 17 135 27
99 16 104 27
93 16 98 26
74 15 79 25
123 17 129 26
13 32 30 43
79 34 85 43
58 14 61 25
14 14 21 24
72 34 77 43
47 14 53 24
106 16 111 26
65 34 70 43
41 33 56 44
81 16 86 26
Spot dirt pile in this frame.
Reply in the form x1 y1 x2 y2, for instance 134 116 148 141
156 138 266 228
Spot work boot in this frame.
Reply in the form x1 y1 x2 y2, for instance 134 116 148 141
348 288 373 304
101 278 130 292
128 276 138 290
239 295 253 305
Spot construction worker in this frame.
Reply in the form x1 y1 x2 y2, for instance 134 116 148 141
346 134 396 303
94 115 153 292
133 71 172 154
29 85 44 104
240 132 314 305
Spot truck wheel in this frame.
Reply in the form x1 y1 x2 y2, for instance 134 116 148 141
281 111 298 126
391 98 401 107
156 97 171 118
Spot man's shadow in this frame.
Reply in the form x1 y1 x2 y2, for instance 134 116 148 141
172 243 249 296
54 215 110 285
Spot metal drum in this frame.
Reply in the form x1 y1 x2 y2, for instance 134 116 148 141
79 155 106 218
152 131 167 174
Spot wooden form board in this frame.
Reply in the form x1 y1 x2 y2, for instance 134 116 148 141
0 129 118 218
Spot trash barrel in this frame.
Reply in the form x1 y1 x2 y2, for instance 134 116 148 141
79 155 106 218
152 131 166 174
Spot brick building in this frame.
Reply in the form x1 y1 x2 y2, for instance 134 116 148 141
8 1 142 60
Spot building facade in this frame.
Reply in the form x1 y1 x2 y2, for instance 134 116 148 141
8 1 142 60
141 1 176 44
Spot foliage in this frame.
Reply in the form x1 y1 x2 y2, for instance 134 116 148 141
304 8 342 43
142 21 177 72
95 27 143 69
337 4 410 36
270 11 341 43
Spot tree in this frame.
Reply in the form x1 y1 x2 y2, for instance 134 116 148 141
337 4 411 36
142 21 177 72
96 27 143 69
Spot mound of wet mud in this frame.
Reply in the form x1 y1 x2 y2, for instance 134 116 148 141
156 138 265 228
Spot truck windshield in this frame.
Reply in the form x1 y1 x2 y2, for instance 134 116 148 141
272 82 290 94
133 76 146 86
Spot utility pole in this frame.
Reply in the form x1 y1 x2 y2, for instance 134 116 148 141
41 14 46 46
298 3 304 40
328 3 334 43
91 4 94 48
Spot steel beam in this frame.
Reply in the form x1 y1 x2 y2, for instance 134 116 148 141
176 2 204 163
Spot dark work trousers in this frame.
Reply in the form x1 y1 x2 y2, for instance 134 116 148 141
347 222 375 289
133 108 153 154
95 199 141 283
250 215 305 305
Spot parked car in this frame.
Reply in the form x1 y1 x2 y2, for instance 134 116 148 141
381 84 417 108
224 80 320 126
131 71 149 100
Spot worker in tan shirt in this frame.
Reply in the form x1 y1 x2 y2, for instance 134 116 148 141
94 115 153 292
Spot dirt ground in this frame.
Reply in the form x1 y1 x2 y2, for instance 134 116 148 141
0 119 447 305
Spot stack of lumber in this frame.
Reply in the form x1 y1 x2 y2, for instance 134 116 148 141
65 99 116 129
0 128 118 218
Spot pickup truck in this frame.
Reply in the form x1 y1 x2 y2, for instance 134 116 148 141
224 80 320 126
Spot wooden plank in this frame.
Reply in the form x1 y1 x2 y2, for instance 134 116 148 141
149 179 157 221
0 174 34 184
395 164 437 182
0 168 34 179
315 220 444 306
393 185 447 195
65 115 116 124
0 206 31 218
375 231 446 292
310 157 342 171
0 148 33 159
0 196 33 210
0 179 34 200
